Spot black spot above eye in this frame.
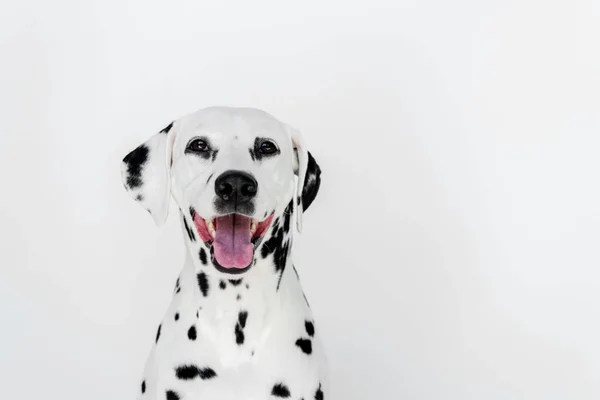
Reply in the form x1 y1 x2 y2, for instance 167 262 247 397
123 144 149 189
271 383 291 398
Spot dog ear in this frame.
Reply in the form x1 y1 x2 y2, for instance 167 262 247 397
289 127 322 233
121 122 175 226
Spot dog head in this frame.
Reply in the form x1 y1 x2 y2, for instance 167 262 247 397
121 107 321 276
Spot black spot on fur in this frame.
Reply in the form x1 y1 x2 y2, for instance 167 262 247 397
237 294 242 301
183 216 196 242
305 321 315 337
271 383 291 398
245 283 250 289
136 194 144 201
219 280 226 290
295 338 312 354
176 287 181 294
123 144 149 189
249 148 255 161
155 324 161 343
199 367 217 380
175 365 217 380
206 173 214 184
189 206 196 219
199 248 207 265
165 390 180 400
160 122 174 134
188 325 197 340
174 313 179 321
229 279 242 286
238 310 248 328
235 310 248 345
211 150 218 162
141 380 146 393
197 272 209 297
315 383 324 400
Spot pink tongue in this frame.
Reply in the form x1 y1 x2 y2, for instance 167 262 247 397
214 214 253 269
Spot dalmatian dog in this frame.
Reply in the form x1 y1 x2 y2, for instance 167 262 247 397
121 107 326 400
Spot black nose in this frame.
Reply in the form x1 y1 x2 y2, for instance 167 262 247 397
215 170 258 204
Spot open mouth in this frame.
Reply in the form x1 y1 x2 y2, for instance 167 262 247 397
191 211 274 272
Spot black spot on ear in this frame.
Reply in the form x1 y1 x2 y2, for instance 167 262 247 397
197 272 209 297
165 390 180 400
314 383 324 400
155 324 161 343
174 313 179 321
295 338 312 354
136 194 144 201
305 321 315 337
141 380 146 394
271 383 291 398
183 216 196 242
302 151 321 212
199 248 207 265
229 279 242 286
235 310 248 345
123 144 149 189
188 325 197 340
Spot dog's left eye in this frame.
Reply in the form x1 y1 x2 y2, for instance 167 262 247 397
187 138 209 153
259 140 278 155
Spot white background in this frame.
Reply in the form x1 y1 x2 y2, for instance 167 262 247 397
1 0 599 399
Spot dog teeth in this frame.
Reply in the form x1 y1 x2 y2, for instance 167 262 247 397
207 220 216 238
250 222 257 235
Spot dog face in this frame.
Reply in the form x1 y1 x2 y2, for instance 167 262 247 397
121 107 321 276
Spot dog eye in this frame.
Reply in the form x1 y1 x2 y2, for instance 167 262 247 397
259 140 278 155
187 138 209 153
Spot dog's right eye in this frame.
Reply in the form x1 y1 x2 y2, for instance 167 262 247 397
187 139 209 153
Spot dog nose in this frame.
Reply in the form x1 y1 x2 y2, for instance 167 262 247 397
215 170 258 204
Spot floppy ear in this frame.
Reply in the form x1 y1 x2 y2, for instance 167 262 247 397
289 127 322 233
120 122 175 226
